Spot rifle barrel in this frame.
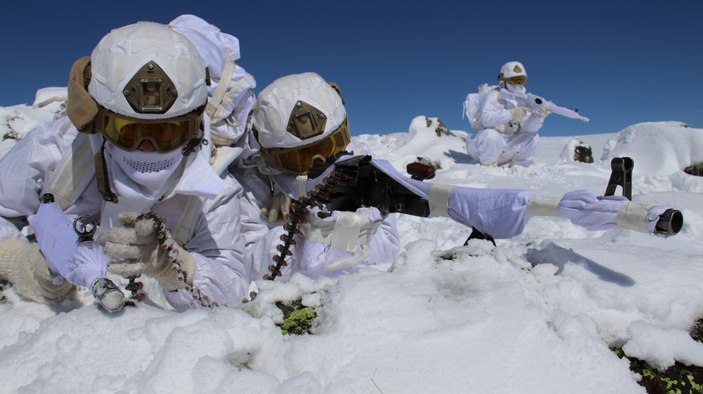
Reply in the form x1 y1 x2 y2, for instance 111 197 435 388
655 209 684 235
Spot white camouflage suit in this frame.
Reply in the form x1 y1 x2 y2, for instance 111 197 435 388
465 83 546 167
230 73 402 283
0 16 259 310
232 144 402 283
0 115 254 310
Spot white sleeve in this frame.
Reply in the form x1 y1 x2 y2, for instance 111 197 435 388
249 207 401 282
478 91 512 129
164 177 253 309
251 226 346 281
0 117 77 219
365 214 401 265
248 225 287 281
521 111 546 133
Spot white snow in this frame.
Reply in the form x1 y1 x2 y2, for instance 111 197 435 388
1 103 703 393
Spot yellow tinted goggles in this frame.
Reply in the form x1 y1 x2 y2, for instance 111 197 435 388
97 108 202 153
505 76 527 85
261 120 351 174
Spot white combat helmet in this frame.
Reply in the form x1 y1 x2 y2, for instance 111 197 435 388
499 61 527 81
253 72 347 150
88 21 209 119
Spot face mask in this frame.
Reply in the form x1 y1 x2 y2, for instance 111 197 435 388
505 82 526 95
107 142 184 198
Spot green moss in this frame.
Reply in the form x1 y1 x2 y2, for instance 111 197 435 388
276 300 317 335
607 317 703 393
611 346 703 393
688 375 702 392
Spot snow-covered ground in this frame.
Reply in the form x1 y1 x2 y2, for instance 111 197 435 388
1 92 703 393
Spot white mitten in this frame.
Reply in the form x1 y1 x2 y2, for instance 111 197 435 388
536 107 551 117
510 106 529 123
261 193 292 224
105 213 196 291
0 238 76 303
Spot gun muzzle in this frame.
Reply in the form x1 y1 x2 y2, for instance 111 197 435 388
654 209 684 236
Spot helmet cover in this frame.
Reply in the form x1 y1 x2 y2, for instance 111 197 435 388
499 61 527 81
253 72 347 149
88 21 209 119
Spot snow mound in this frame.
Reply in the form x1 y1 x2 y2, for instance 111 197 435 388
559 136 593 163
601 121 703 176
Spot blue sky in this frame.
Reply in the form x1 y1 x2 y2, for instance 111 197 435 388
1 1 701 137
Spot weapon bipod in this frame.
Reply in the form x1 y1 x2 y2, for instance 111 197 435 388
604 157 633 200
464 227 496 247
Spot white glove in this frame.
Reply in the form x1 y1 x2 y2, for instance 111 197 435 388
105 213 195 291
510 106 529 123
536 107 551 117
298 207 384 272
260 193 292 224
0 238 76 303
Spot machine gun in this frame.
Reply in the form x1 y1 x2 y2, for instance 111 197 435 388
329 155 680 234
264 154 683 280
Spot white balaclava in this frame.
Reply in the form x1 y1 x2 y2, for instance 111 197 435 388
504 82 526 95
106 142 185 199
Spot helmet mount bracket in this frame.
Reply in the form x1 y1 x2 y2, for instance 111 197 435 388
123 61 178 114
287 100 326 140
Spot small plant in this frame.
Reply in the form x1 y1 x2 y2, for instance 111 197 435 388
276 300 317 335
611 317 703 393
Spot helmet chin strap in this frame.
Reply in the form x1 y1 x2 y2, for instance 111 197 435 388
94 137 119 203
182 123 206 156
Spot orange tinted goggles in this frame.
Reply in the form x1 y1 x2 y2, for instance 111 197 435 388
262 121 351 174
95 108 202 153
